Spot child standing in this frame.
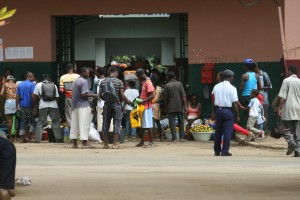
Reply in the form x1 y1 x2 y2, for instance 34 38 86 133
257 93 265 138
243 89 264 140
124 81 139 138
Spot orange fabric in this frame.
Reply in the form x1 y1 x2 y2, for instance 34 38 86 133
5 83 17 99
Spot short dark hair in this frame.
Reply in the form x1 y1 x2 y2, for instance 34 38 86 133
66 63 74 70
128 80 136 88
108 66 118 74
246 62 256 71
190 93 198 98
5 68 13 74
167 71 175 79
80 67 89 74
288 66 297 74
96 67 106 76
251 89 259 97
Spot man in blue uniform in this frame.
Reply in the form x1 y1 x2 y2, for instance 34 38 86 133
212 70 240 156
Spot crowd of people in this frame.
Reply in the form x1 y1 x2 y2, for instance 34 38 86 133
1 58 300 199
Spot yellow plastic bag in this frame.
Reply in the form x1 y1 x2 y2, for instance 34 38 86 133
138 104 145 119
130 106 141 128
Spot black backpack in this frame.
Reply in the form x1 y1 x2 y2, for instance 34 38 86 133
102 78 118 103
41 81 56 101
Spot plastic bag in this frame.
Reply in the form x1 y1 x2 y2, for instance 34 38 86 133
89 124 102 142
271 117 285 139
130 106 142 128
15 177 31 186
11 115 17 135
203 83 210 100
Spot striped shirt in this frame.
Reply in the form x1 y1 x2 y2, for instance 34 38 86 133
100 77 124 103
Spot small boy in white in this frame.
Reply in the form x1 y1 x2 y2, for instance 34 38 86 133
244 89 264 139
257 94 266 138
124 81 139 138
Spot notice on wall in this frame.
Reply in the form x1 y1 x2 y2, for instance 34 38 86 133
0 39 3 61
5 46 34 59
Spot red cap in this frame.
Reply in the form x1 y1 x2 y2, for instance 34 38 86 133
257 94 264 105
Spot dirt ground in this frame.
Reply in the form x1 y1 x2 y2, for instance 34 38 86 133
12 140 300 200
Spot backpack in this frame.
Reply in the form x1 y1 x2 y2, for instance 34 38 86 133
41 81 56 101
102 78 118 103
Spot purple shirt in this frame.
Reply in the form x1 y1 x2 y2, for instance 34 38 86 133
71 77 90 109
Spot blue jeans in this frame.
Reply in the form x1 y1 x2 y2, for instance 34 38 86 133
125 110 136 136
168 112 185 140
257 123 264 131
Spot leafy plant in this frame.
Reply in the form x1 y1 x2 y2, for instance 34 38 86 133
0 6 17 27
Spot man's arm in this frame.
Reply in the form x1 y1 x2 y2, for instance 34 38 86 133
0 85 5 98
59 77 64 93
256 74 262 90
141 91 154 103
232 101 240 122
119 88 131 105
80 92 98 99
240 74 247 91
16 94 19 111
278 97 286 117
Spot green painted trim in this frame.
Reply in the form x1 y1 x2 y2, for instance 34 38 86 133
0 62 57 82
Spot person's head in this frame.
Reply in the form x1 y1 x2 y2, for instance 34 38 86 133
66 63 75 73
4 68 13 76
222 69 234 82
190 93 198 104
250 89 259 98
80 67 90 79
128 80 136 89
136 68 146 80
6 75 15 83
244 58 256 72
26 72 33 80
257 93 264 105
42 74 50 81
288 65 297 76
108 66 119 77
216 71 223 82
96 67 106 77
167 71 176 80
87 67 95 77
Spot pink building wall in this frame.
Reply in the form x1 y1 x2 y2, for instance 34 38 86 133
1 0 284 63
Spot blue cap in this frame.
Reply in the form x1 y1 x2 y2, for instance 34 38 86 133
244 58 254 64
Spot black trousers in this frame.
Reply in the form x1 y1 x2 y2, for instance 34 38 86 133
0 137 16 189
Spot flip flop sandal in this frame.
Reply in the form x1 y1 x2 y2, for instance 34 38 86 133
72 145 78 149
103 145 109 149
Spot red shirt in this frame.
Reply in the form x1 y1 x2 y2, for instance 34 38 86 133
140 78 155 109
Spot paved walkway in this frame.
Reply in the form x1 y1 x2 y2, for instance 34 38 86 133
235 132 287 150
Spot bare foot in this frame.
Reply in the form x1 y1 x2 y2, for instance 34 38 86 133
0 188 10 200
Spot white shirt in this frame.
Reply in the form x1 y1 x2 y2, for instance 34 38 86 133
212 81 238 107
248 97 261 117
278 75 300 120
33 82 59 109
96 78 105 109
124 88 139 110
